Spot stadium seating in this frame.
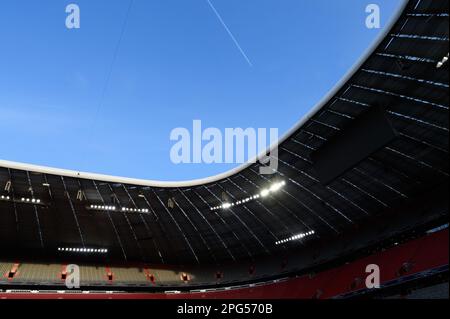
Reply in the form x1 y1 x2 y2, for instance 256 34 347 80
0 262 13 280
79 265 108 284
0 229 447 300
14 263 61 283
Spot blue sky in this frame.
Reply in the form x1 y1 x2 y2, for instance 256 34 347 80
0 0 403 181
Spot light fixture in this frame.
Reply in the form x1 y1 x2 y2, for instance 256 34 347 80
4 180 11 192
222 203 232 209
210 181 286 211
260 189 270 197
436 53 449 69
58 247 108 254
89 205 117 211
275 230 315 245
20 197 41 204
76 189 86 201
121 207 150 213
88 205 149 213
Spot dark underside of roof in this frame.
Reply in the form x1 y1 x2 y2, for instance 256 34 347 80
0 0 449 266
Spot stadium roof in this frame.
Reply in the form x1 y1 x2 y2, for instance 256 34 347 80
0 0 448 265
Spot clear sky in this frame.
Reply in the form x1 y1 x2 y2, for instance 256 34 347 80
0 0 404 181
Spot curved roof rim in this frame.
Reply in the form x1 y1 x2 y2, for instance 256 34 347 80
0 0 409 188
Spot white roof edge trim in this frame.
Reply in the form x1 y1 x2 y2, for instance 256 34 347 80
0 0 409 188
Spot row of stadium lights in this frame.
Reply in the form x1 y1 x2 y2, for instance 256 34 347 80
58 247 108 254
275 230 315 245
1 195 42 204
21 197 41 204
210 181 286 211
89 205 149 213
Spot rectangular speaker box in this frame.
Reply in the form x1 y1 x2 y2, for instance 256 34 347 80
311 106 397 185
